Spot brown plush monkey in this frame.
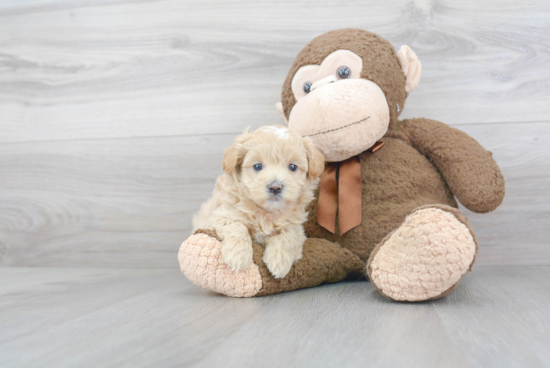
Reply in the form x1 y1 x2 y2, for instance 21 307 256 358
179 29 505 301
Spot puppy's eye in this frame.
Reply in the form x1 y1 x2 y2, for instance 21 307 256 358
337 66 351 79
303 82 312 94
288 164 297 172
253 164 263 171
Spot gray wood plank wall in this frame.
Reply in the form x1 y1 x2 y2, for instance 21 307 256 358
1 0 549 267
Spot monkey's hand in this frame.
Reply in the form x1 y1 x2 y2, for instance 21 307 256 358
402 118 505 213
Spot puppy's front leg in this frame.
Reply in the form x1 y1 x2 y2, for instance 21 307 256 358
263 227 306 279
217 222 253 272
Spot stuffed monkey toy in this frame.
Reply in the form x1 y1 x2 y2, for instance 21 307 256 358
178 29 505 301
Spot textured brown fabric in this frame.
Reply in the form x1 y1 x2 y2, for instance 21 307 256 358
304 137 459 261
190 229 362 297
282 28 503 267
193 229 221 241
399 118 506 213
281 29 408 130
254 238 365 296
366 204 479 301
302 120 503 264
280 27 503 263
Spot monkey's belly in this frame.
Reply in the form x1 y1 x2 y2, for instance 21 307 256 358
304 137 457 261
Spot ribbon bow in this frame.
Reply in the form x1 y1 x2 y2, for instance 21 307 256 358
317 141 384 236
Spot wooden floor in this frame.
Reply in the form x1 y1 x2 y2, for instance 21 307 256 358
1 266 549 368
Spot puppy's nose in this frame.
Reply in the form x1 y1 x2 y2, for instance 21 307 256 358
268 181 284 195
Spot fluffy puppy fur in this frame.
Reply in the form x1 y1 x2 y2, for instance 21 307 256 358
193 125 325 278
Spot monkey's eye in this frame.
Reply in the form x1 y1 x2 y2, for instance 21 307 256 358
253 164 263 171
337 66 351 79
303 82 312 94
288 164 297 172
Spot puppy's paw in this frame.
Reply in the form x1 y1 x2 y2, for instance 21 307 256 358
262 244 300 279
221 236 253 272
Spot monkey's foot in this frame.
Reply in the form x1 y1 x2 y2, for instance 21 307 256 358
178 230 262 297
367 205 478 302
179 230 364 297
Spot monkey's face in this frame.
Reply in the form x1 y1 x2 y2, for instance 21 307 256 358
287 50 389 162
278 29 422 163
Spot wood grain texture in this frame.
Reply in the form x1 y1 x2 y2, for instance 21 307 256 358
0 266 549 368
0 133 234 267
0 0 550 143
1 122 549 267
1 0 549 267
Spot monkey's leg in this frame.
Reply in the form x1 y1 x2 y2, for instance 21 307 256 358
366 204 478 302
178 230 364 297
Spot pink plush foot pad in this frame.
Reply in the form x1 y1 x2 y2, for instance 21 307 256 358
178 233 262 297
367 206 477 301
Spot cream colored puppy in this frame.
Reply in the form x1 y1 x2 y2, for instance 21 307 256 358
193 125 325 278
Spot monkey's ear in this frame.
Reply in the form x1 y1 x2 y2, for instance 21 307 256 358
275 102 289 125
397 45 422 93
304 138 326 180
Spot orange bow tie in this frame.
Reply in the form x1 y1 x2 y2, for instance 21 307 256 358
317 142 384 236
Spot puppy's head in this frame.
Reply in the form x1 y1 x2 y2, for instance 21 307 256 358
223 125 325 212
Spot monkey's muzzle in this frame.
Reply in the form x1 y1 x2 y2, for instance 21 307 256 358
288 79 390 162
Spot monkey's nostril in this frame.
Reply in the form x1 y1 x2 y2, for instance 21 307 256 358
268 182 284 195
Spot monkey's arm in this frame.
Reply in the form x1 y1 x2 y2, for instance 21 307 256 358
400 118 505 213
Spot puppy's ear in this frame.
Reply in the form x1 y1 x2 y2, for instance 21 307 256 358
222 144 240 173
304 138 325 179
222 128 254 174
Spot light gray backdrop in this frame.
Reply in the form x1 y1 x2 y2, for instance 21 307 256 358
1 0 549 267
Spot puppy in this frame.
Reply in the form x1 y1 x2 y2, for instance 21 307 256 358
193 125 325 278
